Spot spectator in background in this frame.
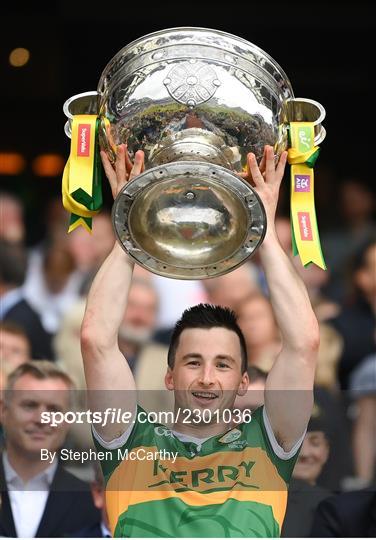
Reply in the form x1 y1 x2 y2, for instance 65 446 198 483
307 325 352 491
67 211 114 276
202 263 260 310
23 240 82 337
234 365 267 412
0 192 25 245
292 415 330 487
0 322 31 445
276 215 340 321
236 289 352 490
117 277 160 373
330 238 376 389
56 277 165 389
282 406 332 537
0 241 53 360
275 215 292 255
237 293 281 372
310 488 376 537
251 215 293 294
314 384 354 492
42 196 71 244
350 351 376 487
0 322 31 371
55 277 170 450
293 261 340 322
21 205 114 339
314 323 343 392
272 215 357 489
70 463 111 538
107 275 172 415
152 275 207 346
322 179 375 303
0 361 100 537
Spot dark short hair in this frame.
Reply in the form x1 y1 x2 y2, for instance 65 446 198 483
167 303 248 373
4 360 75 407
6 360 74 393
0 321 29 342
0 241 27 286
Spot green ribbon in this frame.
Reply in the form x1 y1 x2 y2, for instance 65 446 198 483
69 118 103 231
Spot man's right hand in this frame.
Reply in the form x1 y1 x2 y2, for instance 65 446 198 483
100 144 145 199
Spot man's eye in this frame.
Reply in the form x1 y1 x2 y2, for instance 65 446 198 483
187 361 200 366
311 439 322 447
21 401 38 409
47 405 62 413
217 362 230 369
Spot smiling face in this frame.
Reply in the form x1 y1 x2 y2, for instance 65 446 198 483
165 327 249 427
120 281 158 345
2 374 71 459
293 431 329 485
237 295 278 349
0 329 30 369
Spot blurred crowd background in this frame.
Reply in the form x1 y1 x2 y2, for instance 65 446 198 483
0 2 375 538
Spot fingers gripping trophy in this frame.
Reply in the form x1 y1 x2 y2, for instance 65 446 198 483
62 27 327 278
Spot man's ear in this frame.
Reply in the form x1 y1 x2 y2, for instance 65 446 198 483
237 372 249 396
0 398 8 424
321 437 330 465
165 367 174 391
354 268 366 291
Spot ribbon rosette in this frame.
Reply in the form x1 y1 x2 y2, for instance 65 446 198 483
288 122 326 269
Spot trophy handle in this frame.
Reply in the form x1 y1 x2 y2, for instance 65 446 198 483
285 98 326 146
63 91 99 138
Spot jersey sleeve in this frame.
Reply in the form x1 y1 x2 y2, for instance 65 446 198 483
251 405 305 484
92 404 155 482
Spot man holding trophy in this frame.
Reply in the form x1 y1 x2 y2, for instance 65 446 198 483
64 28 325 537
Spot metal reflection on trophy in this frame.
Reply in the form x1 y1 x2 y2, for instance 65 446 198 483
63 27 326 279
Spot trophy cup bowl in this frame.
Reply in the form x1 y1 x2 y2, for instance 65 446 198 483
63 27 326 279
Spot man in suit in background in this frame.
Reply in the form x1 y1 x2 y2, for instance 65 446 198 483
70 463 111 538
0 361 99 537
0 321 31 371
282 404 332 537
311 488 376 537
0 241 53 360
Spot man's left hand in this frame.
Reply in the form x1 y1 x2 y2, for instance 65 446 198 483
240 145 288 230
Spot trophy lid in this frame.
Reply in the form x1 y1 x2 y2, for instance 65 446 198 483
98 26 294 103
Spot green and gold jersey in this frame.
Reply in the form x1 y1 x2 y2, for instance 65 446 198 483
93 406 303 537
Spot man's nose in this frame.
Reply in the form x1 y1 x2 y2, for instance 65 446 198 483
198 365 215 386
32 405 47 424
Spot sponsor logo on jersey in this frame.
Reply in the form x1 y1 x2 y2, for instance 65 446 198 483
218 428 242 444
228 440 247 450
154 426 174 438
149 458 257 489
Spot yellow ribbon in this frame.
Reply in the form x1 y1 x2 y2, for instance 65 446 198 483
62 115 102 233
288 122 326 270
62 158 100 218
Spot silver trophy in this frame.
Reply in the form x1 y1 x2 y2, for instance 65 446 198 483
63 27 325 279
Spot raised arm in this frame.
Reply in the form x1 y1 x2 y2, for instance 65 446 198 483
80 146 144 441
245 146 320 451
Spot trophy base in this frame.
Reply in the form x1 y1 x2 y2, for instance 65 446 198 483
112 161 266 279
